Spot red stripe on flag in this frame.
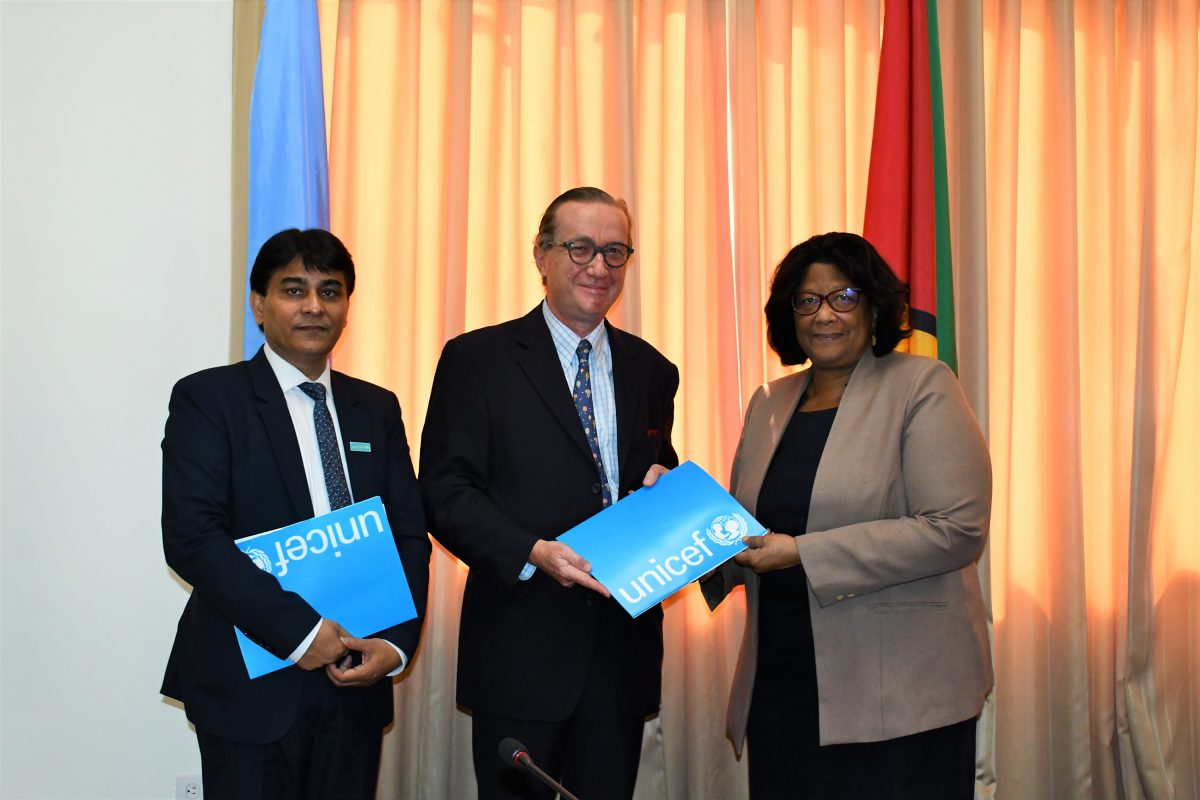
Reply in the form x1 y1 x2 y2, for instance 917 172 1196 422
863 0 938 337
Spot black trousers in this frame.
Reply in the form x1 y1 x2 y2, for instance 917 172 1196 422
195 670 383 800
471 650 646 800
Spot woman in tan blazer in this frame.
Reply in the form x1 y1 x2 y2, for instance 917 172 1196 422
705 232 992 799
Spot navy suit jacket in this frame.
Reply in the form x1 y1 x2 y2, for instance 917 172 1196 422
420 306 679 720
161 348 431 743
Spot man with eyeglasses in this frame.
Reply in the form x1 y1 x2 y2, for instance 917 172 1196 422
421 187 679 799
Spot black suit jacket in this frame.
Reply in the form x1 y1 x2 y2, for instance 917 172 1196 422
420 306 679 720
161 348 431 744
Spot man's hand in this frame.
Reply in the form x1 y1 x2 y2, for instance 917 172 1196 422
733 532 801 573
296 618 350 671
529 539 611 597
637 463 670 491
325 636 402 688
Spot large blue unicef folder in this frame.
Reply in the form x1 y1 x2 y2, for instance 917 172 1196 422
233 496 417 679
558 461 764 618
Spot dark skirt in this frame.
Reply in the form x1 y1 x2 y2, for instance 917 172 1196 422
746 689 977 800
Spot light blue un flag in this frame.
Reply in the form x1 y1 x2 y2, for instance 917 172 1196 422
244 0 329 358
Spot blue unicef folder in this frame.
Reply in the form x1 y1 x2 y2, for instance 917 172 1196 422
233 496 417 679
558 461 764 617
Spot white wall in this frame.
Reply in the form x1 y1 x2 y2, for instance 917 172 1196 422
1 3 233 798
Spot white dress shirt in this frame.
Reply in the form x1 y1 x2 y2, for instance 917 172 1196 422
519 302 621 581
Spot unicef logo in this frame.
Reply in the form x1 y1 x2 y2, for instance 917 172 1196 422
246 548 274 574
707 513 748 547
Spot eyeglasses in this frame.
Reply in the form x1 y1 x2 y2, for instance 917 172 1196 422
546 238 634 269
791 287 862 315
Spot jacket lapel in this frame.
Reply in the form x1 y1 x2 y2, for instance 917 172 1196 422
736 351 881 515
608 323 643 484
513 307 595 462
734 369 810 515
248 348 314 519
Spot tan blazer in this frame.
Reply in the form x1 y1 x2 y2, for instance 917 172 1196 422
706 350 993 752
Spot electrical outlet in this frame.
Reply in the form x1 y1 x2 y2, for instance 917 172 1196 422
176 775 203 800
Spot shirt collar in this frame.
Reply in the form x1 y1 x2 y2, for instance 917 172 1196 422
262 343 333 394
541 299 608 355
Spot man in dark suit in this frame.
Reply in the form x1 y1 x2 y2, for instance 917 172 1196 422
420 187 680 799
161 228 431 800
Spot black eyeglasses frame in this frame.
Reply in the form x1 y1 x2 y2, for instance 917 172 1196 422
545 238 635 269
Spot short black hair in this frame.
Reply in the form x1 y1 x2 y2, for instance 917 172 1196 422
249 228 355 298
764 231 911 366
534 186 633 248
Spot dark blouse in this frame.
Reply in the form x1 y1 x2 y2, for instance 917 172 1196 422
754 405 836 680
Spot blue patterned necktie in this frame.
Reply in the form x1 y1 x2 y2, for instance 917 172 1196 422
298 382 352 510
573 340 612 508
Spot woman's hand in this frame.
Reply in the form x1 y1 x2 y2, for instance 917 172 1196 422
733 531 801 573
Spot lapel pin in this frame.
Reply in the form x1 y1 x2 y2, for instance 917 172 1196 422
349 442 372 453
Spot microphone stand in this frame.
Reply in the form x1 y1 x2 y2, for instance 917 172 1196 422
499 738 583 800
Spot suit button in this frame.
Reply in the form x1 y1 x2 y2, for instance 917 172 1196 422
591 483 601 494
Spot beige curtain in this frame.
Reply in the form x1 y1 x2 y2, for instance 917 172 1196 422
981 1 1200 798
230 1 1199 797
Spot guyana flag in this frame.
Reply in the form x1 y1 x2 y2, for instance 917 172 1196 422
863 0 957 372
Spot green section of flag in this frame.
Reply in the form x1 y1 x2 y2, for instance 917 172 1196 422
927 0 957 373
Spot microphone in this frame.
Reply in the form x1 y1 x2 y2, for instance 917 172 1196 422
498 738 583 800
